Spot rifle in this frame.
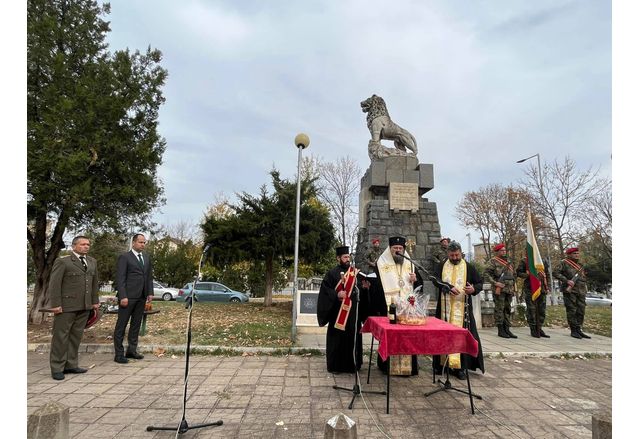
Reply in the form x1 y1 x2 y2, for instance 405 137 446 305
494 272 505 296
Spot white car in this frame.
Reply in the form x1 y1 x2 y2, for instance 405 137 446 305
585 292 612 307
153 281 180 301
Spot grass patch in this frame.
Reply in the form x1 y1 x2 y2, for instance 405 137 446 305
28 300 296 348
510 304 611 337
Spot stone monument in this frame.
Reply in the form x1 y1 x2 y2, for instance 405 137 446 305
354 95 443 297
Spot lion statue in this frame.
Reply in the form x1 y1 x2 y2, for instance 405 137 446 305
360 94 418 160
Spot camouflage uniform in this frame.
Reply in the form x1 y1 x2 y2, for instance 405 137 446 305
516 258 550 337
364 246 383 270
431 246 449 272
553 257 588 337
485 256 516 334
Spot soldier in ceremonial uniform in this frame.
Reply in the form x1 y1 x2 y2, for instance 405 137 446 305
317 246 365 373
517 257 551 338
554 247 591 339
364 238 383 271
48 236 100 380
485 243 517 339
431 237 450 271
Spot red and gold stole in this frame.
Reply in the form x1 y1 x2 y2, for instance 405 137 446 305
334 266 358 331
493 256 514 272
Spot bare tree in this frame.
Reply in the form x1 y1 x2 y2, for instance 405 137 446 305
456 184 534 260
203 192 235 222
520 156 607 255
317 156 362 247
579 179 612 259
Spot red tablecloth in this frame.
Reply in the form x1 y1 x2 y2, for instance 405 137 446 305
361 316 479 361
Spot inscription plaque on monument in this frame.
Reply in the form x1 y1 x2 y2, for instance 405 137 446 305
389 182 419 211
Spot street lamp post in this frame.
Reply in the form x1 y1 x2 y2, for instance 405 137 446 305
516 153 557 305
292 133 310 342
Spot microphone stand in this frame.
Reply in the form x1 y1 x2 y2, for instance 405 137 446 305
395 252 482 414
333 265 386 409
146 245 223 435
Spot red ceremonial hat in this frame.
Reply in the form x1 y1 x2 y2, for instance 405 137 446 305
85 309 100 329
493 243 505 252
372 238 380 244
565 247 579 254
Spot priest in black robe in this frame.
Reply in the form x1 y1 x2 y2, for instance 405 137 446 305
317 246 365 373
432 240 485 379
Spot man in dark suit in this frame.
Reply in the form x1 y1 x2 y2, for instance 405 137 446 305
48 236 100 380
113 233 153 363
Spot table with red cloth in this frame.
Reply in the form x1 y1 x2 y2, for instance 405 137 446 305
360 316 479 413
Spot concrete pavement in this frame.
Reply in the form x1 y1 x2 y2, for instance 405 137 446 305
27 325 611 438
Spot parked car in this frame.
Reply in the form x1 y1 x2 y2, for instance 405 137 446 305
585 292 612 307
153 281 180 301
177 282 250 303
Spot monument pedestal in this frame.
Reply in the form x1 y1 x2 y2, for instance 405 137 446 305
355 156 442 297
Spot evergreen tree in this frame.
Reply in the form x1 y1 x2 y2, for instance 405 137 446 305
27 0 167 322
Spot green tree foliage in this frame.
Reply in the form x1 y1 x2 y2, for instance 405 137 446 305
27 0 167 322
201 170 335 305
85 232 128 287
148 239 200 288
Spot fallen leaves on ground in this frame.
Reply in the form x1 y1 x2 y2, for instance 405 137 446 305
27 301 295 347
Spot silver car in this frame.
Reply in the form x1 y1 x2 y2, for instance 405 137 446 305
153 281 180 301
585 292 612 307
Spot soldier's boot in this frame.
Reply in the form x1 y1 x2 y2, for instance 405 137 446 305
530 327 540 338
538 327 550 338
577 327 591 339
504 324 518 339
570 326 582 339
497 324 510 338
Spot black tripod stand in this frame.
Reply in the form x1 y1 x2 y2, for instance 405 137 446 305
332 287 386 409
147 246 223 435
424 289 482 414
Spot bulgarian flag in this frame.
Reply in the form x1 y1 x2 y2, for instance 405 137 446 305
526 211 545 301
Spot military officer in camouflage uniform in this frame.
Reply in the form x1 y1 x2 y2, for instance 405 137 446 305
48 236 100 380
516 257 550 338
431 237 450 271
364 238 383 271
485 243 517 339
554 247 590 339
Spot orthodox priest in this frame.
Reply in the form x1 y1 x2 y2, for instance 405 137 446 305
369 236 423 376
432 240 484 380
317 246 365 373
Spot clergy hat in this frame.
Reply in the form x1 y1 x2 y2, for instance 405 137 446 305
565 247 579 254
493 243 505 252
388 236 406 247
335 246 350 256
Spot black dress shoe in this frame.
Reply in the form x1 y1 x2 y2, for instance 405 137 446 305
51 372 65 380
125 352 144 359
114 356 129 364
453 369 466 380
63 367 87 374
577 328 591 339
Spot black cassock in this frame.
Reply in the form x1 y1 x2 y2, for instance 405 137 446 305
317 265 366 373
432 261 485 374
367 267 423 375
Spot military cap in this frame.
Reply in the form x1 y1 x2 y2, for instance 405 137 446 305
493 243 505 252
85 308 100 329
565 247 579 254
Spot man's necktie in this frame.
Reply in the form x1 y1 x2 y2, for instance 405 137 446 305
79 256 87 271
137 253 144 267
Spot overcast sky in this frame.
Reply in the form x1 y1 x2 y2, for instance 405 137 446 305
103 0 611 252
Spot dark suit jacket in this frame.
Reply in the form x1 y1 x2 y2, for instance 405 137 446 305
115 250 153 300
48 254 99 312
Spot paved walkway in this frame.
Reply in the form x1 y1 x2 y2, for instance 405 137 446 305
27 326 611 438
